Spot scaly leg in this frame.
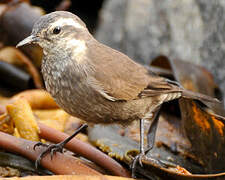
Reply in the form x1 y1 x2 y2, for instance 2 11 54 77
146 107 161 154
146 107 170 167
131 118 145 178
131 107 161 178
34 123 88 169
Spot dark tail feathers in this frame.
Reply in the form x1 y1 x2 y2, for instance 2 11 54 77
182 89 220 103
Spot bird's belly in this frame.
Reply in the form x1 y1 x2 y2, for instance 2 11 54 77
44 71 161 125
54 89 159 125
44 76 110 123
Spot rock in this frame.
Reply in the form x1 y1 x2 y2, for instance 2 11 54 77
95 0 126 51
95 0 225 102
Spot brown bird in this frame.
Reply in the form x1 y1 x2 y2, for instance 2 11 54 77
17 11 219 177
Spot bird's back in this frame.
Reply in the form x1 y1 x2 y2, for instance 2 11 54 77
86 39 179 101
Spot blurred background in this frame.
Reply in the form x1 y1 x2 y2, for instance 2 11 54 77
0 0 224 101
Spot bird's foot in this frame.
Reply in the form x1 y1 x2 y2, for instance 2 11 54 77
130 152 169 178
144 156 168 168
33 123 88 169
33 142 48 150
130 152 145 178
34 142 65 169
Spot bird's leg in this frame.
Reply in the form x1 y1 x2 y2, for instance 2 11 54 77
131 118 145 178
145 107 170 168
34 123 88 169
146 108 160 154
131 107 164 178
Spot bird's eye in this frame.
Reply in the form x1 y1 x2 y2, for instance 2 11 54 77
53 26 61 34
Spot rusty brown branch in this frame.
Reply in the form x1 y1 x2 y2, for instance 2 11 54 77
0 131 101 176
38 122 131 178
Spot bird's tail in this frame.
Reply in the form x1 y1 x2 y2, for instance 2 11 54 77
182 89 220 103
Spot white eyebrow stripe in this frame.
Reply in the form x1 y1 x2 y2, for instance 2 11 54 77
51 18 84 29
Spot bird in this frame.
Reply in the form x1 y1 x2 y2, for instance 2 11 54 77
17 11 219 177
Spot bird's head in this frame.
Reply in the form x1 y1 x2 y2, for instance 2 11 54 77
17 11 90 53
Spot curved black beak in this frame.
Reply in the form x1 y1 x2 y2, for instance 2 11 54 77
16 35 39 48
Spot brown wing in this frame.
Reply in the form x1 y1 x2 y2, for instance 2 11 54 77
87 39 180 101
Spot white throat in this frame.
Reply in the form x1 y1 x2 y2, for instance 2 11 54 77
67 39 87 63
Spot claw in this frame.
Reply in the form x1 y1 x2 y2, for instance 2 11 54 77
131 153 169 178
33 142 48 150
50 146 55 160
35 143 64 168
145 156 169 168
35 150 46 169
35 158 40 169
131 153 145 178
34 124 88 169
138 156 143 167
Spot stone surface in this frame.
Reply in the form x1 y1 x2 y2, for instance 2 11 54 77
95 0 225 102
